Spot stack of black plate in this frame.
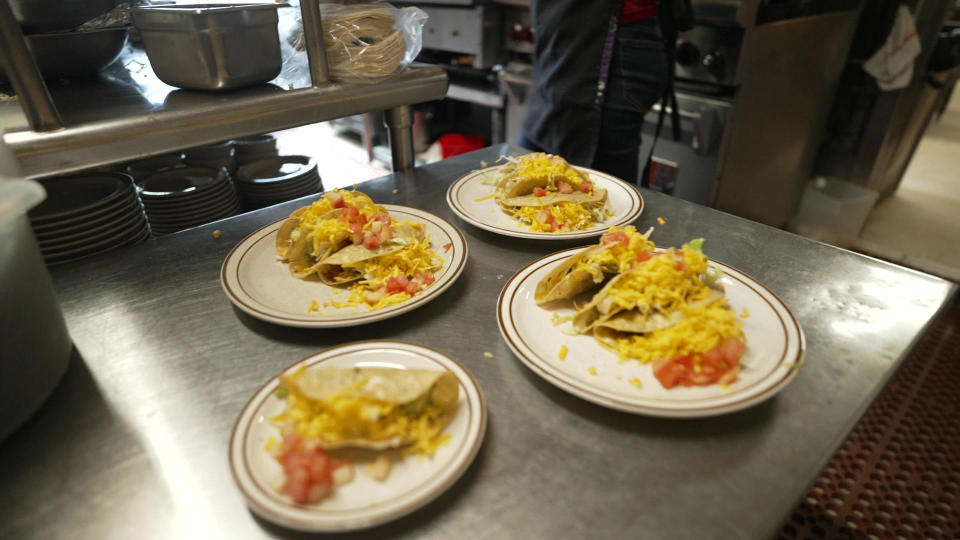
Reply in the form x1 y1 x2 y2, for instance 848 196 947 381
184 141 237 176
233 134 278 165
29 173 150 265
137 167 241 235
236 156 322 209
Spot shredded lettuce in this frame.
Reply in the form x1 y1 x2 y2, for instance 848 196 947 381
684 238 705 253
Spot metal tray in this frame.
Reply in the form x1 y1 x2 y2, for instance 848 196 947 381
131 3 289 91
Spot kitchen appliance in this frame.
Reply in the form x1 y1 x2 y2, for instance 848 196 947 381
638 0 861 227
131 3 288 91
0 136 72 443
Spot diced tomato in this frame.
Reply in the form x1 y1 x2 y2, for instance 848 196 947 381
329 192 345 208
635 251 652 263
580 180 593 193
385 275 409 294
380 224 394 242
533 187 547 197
278 433 336 504
653 357 683 389
416 272 435 285
557 180 573 194
372 213 391 224
602 231 629 246
443 242 453 252
536 209 551 225
720 337 746 364
652 339 744 390
339 205 360 222
405 281 420 295
363 234 381 249
703 345 724 369
675 260 686 271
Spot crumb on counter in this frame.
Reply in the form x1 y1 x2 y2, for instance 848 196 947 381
740 308 750 318
588 367 597 375
629 377 643 389
480 160 488 167
497 274 504 280
392 188 399 194
212 229 222 238
657 217 666 225
558 345 568 360
483 352 493 358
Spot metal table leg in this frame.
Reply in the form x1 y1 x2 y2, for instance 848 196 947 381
384 105 414 172
0 0 62 131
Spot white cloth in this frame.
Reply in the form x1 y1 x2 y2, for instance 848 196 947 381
863 5 922 91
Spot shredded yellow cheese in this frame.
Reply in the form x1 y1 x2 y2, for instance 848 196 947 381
590 240 744 365
558 345 568 360
271 378 450 458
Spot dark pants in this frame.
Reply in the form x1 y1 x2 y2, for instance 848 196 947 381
520 19 669 183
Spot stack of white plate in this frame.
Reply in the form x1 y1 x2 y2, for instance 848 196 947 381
236 156 322 209
29 172 150 265
137 167 241 236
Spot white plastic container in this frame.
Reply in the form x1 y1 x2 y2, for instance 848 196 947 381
788 177 879 249
0 139 72 443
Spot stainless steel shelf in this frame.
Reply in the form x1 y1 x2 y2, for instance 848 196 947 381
0 47 448 179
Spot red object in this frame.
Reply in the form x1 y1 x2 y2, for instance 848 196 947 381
652 337 745 389
620 0 658 24
437 134 485 159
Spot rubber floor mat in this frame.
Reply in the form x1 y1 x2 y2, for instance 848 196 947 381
780 306 959 539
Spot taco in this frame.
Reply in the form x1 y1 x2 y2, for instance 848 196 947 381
566 238 746 388
316 222 426 285
272 366 459 454
492 153 610 232
276 190 386 279
535 226 655 305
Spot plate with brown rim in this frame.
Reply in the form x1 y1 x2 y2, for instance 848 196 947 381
496 246 805 417
220 205 468 328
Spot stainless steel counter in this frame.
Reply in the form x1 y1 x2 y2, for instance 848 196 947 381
1 144 955 539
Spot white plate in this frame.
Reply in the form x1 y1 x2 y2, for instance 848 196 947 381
228 341 487 532
497 247 805 417
221 205 468 328
446 164 644 240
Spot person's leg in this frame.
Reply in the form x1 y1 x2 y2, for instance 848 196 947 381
592 20 669 183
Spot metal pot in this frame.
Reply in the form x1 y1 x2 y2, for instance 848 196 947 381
0 140 72 444
9 0 119 33
0 27 129 83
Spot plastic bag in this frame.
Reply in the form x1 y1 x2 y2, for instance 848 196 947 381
294 2 427 81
